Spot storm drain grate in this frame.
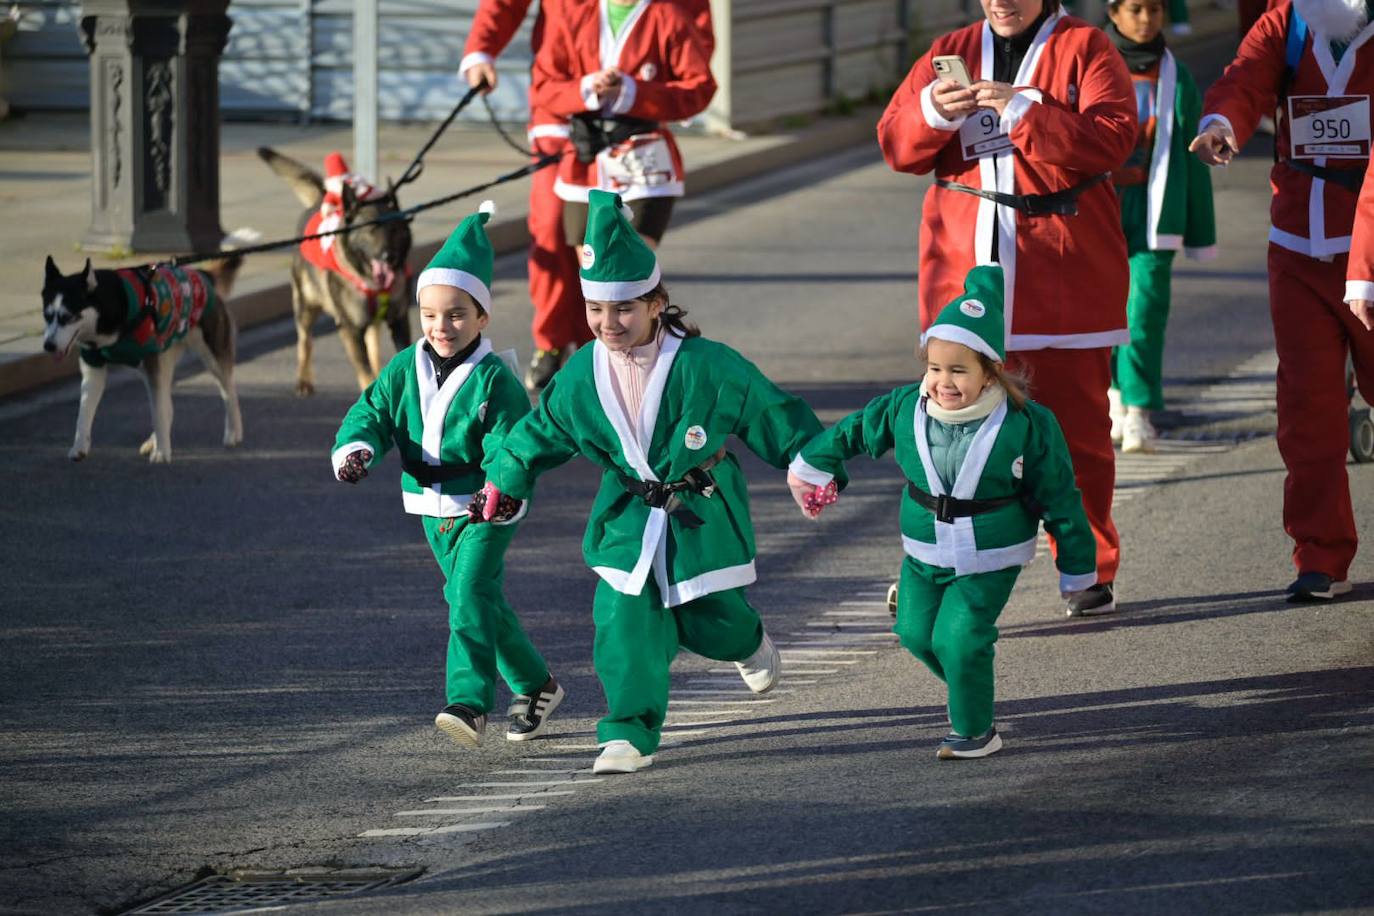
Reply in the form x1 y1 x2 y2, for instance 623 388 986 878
123 867 421 914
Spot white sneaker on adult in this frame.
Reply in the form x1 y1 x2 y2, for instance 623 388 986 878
735 632 781 694
593 740 654 774
1108 388 1126 444
1121 408 1156 454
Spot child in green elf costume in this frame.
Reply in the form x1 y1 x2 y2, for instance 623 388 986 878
331 201 565 748
471 189 840 775
787 265 1096 760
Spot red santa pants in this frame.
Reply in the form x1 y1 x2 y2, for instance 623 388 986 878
1006 347 1121 585
529 135 593 353
1268 244 1374 580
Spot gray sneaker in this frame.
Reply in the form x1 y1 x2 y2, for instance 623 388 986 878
937 727 1003 760
1066 583 1116 618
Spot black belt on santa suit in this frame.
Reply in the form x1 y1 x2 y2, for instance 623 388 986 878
401 454 482 488
617 448 727 530
934 172 1111 217
1282 158 1368 193
906 482 1023 525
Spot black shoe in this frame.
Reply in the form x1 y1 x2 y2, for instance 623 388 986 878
435 704 486 747
524 348 561 395
937 726 1003 760
1286 572 1352 603
1066 583 1116 618
506 676 566 741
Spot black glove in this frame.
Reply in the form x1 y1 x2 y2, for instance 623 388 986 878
468 483 523 523
337 449 372 484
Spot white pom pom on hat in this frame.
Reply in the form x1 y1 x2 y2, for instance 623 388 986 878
479 199 497 218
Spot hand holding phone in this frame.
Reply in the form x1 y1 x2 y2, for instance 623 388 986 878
933 55 973 88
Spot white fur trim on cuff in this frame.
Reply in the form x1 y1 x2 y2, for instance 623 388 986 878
921 323 1001 363
1185 244 1219 261
610 76 638 115
1000 89 1042 134
788 454 835 488
581 263 662 301
491 496 530 526
1059 570 1098 593
459 51 494 78
331 441 376 478
1345 279 1374 303
920 81 966 131
580 74 603 110
416 268 493 314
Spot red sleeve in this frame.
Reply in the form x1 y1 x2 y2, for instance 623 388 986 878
1009 29 1137 173
1348 157 1374 291
876 45 962 177
1201 6 1288 148
623 15 716 121
463 0 535 59
683 0 715 60
529 18 589 118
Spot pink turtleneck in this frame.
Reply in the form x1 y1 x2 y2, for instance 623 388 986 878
608 335 661 444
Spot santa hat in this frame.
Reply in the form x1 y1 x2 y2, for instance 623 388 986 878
579 189 660 301
921 265 1006 363
323 152 350 195
416 201 497 314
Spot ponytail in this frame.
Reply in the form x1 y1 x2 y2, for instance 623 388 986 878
980 354 1030 410
640 282 700 339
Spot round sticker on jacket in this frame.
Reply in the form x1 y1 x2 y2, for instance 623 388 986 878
1011 455 1024 479
580 244 596 270
960 299 986 318
639 62 658 81
684 425 708 450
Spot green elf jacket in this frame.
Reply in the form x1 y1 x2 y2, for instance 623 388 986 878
484 332 838 607
81 266 217 368
790 385 1097 593
332 339 530 519
1121 49 1217 259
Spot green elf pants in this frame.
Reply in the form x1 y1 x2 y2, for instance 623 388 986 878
422 515 550 715
1112 249 1176 411
592 579 764 755
893 556 1020 738
1169 0 1189 25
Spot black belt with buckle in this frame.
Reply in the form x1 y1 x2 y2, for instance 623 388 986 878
934 172 1111 217
618 449 726 530
907 482 1021 524
401 454 481 488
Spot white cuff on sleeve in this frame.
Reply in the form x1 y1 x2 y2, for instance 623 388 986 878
331 441 375 479
1059 570 1098 594
788 453 835 487
1185 244 1219 262
458 51 494 78
610 76 637 115
1197 112 1239 158
920 81 967 131
1345 280 1374 303
580 73 603 110
1000 89 1042 134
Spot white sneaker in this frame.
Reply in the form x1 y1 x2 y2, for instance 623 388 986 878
1108 388 1125 444
1121 408 1156 454
1170 21 1193 35
593 739 654 774
735 632 781 694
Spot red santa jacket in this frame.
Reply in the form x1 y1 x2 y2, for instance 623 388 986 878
532 0 716 202
878 12 1136 349
461 0 713 138
1204 3 1374 259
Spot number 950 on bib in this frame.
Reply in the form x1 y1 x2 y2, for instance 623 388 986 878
1289 94 1371 159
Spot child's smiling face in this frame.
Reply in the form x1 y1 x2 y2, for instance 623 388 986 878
585 295 663 351
924 337 994 410
419 285 488 358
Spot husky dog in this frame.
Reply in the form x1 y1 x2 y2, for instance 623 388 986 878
41 245 246 464
256 147 413 395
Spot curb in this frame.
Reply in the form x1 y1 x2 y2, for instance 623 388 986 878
0 110 879 402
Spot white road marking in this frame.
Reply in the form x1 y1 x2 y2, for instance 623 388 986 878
359 822 510 837
668 698 777 705
469 780 604 787
425 792 575 801
490 769 592 775
396 806 545 815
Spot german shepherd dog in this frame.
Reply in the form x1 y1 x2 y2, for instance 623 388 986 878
256 147 413 395
41 244 247 464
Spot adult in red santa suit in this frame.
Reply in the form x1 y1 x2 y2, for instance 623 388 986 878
878 0 1136 616
1193 0 1374 603
458 0 713 396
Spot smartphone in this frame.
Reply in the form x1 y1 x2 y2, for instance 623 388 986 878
933 55 973 88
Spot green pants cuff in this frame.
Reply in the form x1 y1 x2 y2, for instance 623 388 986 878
597 721 659 756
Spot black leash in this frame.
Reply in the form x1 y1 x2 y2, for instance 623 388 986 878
482 92 535 159
393 85 483 190
156 152 561 271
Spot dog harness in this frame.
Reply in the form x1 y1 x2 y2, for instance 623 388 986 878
80 266 216 368
299 208 409 326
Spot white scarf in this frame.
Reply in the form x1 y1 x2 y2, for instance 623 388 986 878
920 379 1006 424
1294 0 1369 41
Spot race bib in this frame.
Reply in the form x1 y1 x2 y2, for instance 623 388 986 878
596 132 680 194
1288 94 1371 159
960 108 1014 161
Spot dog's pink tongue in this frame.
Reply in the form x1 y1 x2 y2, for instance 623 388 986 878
373 261 396 292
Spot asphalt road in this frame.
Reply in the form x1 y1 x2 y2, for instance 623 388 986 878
3 35 1374 916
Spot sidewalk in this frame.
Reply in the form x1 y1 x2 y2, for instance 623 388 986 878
0 109 877 399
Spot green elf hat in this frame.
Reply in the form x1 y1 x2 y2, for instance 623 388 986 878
579 189 661 301
920 264 1006 362
416 200 497 313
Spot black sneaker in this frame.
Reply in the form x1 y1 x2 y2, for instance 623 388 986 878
506 676 565 742
1066 582 1116 618
435 704 486 747
1286 572 1353 603
524 348 561 395
937 726 1003 760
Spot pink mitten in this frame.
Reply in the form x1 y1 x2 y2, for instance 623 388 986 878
803 480 839 517
337 449 372 484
